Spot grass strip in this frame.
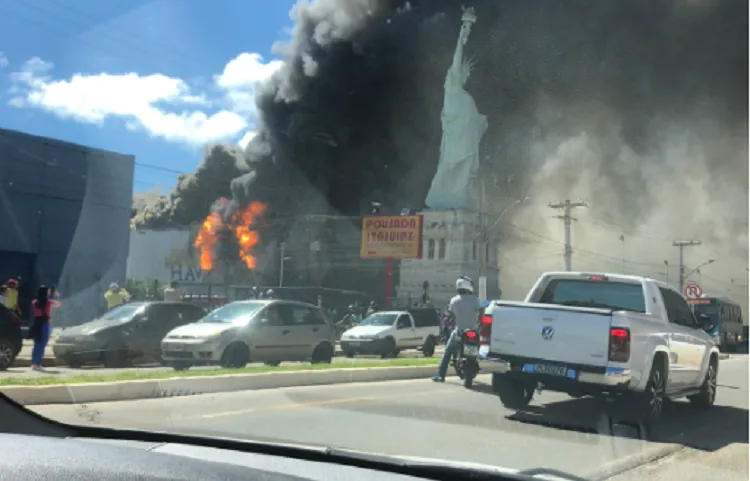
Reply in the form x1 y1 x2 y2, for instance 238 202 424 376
0 357 440 387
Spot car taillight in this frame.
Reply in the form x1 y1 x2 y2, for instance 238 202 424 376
479 314 492 346
608 327 630 363
10 315 20 327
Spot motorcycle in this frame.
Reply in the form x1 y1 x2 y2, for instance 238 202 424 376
458 328 480 388
449 328 480 388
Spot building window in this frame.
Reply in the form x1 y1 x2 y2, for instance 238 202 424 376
438 239 446 259
472 242 477 261
428 239 435 259
485 242 490 264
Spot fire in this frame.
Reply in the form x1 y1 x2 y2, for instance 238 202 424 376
194 212 223 271
194 200 267 272
231 202 267 269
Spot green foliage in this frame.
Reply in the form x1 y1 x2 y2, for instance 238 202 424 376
125 278 165 301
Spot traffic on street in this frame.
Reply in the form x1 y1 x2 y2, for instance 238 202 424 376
0 1 745 480
30 355 748 479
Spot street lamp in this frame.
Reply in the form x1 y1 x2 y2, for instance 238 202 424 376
682 259 714 286
486 196 531 233
476 196 530 291
279 242 292 287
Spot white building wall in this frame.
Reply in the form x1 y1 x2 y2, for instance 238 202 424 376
397 209 500 308
126 228 223 289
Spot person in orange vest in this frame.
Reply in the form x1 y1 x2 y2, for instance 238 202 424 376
4 279 21 316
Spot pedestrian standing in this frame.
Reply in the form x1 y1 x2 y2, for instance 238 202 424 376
104 282 130 311
30 285 60 371
4 279 20 317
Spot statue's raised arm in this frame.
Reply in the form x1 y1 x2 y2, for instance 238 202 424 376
446 6 476 86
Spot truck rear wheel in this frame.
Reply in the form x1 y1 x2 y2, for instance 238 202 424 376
492 373 534 410
688 355 718 408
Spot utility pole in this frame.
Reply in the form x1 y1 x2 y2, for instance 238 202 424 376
549 199 588 271
672 240 701 293
279 242 286 287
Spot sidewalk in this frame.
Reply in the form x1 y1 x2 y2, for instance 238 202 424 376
14 331 60 367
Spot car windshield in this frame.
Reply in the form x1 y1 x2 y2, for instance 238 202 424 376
540 279 647 313
99 304 146 323
0 2 745 480
198 302 265 325
359 313 397 327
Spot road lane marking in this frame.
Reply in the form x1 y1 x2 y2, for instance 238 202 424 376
194 388 457 420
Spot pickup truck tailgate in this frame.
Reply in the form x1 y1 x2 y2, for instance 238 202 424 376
490 301 614 367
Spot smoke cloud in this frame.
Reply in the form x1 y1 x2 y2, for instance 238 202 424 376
131 0 747 307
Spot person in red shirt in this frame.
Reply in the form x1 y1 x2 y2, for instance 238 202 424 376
30 286 60 371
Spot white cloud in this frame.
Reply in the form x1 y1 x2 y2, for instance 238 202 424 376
7 52 282 147
238 131 257 149
215 52 283 115
0 52 8 69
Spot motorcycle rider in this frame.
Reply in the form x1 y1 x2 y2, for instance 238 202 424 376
431 276 482 383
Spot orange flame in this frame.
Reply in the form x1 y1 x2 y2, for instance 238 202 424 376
194 212 224 271
231 202 267 269
194 201 267 272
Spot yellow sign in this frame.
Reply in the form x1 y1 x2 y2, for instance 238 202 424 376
360 215 424 259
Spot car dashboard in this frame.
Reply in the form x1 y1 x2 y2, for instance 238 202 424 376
1 433 432 481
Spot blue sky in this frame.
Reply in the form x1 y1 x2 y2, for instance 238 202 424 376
0 0 296 193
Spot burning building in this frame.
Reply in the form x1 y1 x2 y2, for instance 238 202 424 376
131 1 747 306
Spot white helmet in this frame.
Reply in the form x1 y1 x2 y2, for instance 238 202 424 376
456 277 474 294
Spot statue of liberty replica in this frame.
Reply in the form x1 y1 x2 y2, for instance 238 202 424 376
425 6 487 211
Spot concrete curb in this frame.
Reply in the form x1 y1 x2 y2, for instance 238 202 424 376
3 365 440 406
586 442 683 481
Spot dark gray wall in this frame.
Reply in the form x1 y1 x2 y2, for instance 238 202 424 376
0 128 134 325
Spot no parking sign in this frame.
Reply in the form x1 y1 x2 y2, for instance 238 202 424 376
684 283 703 300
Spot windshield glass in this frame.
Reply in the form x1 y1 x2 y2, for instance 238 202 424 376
693 303 720 321
198 302 264 325
0 2 746 480
539 279 647 313
359 313 397 327
99 304 146 322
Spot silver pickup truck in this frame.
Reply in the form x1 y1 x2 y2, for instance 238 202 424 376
478 272 721 424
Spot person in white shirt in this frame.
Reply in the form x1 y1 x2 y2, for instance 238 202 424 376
432 276 481 383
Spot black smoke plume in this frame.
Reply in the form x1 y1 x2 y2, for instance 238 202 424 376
132 0 747 300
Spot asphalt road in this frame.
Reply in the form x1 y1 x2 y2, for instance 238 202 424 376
3 348 442 379
29 355 748 479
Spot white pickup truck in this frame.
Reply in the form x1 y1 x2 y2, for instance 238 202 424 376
339 308 441 358
478 272 720 424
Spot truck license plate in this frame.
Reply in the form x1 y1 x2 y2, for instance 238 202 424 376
524 363 575 378
463 345 479 356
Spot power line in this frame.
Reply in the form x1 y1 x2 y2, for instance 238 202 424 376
548 199 588 271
